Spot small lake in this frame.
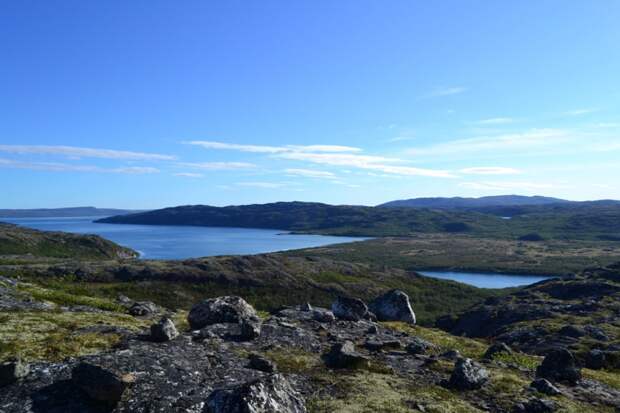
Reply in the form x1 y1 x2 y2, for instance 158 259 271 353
418 270 552 289
2 217 368 260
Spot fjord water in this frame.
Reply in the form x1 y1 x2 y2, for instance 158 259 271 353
3 217 368 260
419 270 551 289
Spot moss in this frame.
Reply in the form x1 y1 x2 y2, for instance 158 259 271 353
17 284 124 312
261 347 320 374
582 368 620 390
491 352 541 370
382 322 487 359
0 311 148 362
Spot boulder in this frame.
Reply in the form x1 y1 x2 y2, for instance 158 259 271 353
206 373 306 413
536 348 581 385
324 341 370 369
483 342 513 360
0 359 29 387
405 337 435 355
513 398 556 413
331 296 368 321
72 363 133 403
248 354 277 373
558 325 585 338
129 301 158 316
369 290 416 324
364 339 401 352
448 358 489 390
188 296 257 330
530 378 561 395
585 349 606 370
312 308 336 323
150 317 179 342
240 316 262 341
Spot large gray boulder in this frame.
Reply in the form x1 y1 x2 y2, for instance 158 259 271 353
535 348 581 385
150 317 179 342
369 290 416 324
72 362 133 403
206 373 306 413
331 296 369 321
448 358 489 390
188 296 257 330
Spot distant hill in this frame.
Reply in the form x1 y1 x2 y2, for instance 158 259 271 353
0 222 137 259
0 207 142 218
378 195 571 209
96 201 501 237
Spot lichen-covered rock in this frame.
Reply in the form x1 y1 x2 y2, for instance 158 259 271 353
448 358 489 390
206 373 306 413
0 359 29 387
369 289 416 324
240 316 262 341
72 362 132 403
129 301 158 316
150 317 179 342
364 339 401 352
483 342 513 359
324 341 370 369
530 378 561 395
188 296 257 329
513 398 557 413
536 348 581 385
331 296 368 321
312 308 336 323
405 337 435 355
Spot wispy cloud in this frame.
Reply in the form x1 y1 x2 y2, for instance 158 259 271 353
177 161 256 170
284 168 335 179
184 141 361 153
474 117 514 125
424 86 468 98
0 145 175 161
460 167 522 175
564 108 599 116
174 172 204 178
236 181 289 189
0 158 159 174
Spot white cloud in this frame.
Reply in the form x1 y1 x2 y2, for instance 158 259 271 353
0 145 175 161
425 86 468 98
0 158 159 174
460 167 522 175
474 117 514 125
564 108 599 116
184 141 360 153
237 182 288 188
284 168 335 179
178 161 256 170
174 172 204 178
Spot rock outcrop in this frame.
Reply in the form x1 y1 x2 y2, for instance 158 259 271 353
331 296 369 321
324 341 370 369
72 362 133 403
369 289 416 324
188 296 258 329
0 359 29 387
535 348 581 385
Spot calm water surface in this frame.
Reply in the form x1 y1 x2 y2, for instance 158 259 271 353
3 217 368 260
419 270 552 289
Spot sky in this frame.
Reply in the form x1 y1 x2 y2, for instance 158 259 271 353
1 1 619 209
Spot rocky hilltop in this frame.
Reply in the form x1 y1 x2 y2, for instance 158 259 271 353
1 276 619 412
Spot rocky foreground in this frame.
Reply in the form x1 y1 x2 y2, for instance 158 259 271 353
1 283 619 412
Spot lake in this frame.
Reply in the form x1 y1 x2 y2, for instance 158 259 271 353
418 270 552 289
2 217 368 260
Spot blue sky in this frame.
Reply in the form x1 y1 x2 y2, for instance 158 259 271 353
1 1 619 208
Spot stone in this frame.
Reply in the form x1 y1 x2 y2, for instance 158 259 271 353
513 398 557 413
405 337 434 355
367 325 379 334
150 317 179 342
530 378 561 395
324 341 370 369
240 316 262 341
312 308 336 323
331 296 369 321
584 326 610 341
364 339 401 352
188 296 258 330
558 325 585 338
369 289 416 324
536 348 581 385
72 362 131 403
483 342 513 360
585 349 606 370
441 349 462 360
448 358 489 390
0 359 29 387
300 303 312 312
206 373 306 413
129 301 158 316
248 353 277 373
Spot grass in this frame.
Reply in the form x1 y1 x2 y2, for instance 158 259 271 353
0 311 149 362
17 283 125 312
583 368 620 390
